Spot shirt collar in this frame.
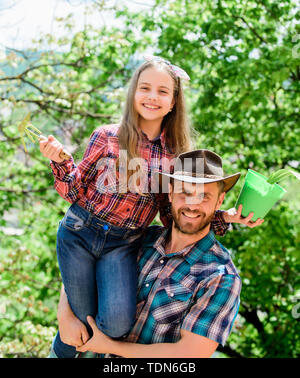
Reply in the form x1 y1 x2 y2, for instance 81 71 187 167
153 227 216 265
140 127 167 149
158 127 167 149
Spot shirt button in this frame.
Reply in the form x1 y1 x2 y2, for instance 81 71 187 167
170 292 174 297
160 259 164 264
145 283 149 287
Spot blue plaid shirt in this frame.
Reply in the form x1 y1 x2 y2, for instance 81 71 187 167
79 225 241 358
126 226 241 346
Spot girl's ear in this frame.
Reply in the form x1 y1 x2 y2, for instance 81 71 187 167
168 101 175 113
168 182 173 203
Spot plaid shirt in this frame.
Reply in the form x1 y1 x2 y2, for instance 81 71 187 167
50 124 228 233
125 226 241 347
79 226 241 358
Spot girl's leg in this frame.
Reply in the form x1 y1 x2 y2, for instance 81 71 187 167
95 239 140 338
53 214 98 358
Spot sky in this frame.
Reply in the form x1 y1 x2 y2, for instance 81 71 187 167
0 0 154 50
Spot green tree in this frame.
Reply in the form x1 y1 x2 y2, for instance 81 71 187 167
0 0 299 357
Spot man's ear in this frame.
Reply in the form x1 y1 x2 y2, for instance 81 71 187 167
216 192 225 210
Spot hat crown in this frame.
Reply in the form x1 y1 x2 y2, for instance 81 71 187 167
159 149 240 193
174 149 224 178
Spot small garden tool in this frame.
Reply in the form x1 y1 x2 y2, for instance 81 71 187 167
18 113 71 161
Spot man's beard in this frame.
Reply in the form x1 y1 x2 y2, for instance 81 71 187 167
171 206 216 235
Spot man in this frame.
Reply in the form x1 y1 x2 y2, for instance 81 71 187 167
53 149 263 358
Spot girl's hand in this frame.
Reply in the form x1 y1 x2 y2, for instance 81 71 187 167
39 135 64 163
223 204 265 228
76 316 114 354
58 312 90 348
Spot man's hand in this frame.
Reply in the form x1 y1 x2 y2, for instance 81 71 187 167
58 313 90 348
223 204 265 228
76 316 113 354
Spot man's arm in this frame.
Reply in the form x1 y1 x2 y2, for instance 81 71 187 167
76 316 218 358
57 285 89 347
58 287 217 357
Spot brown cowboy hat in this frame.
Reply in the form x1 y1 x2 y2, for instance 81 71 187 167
160 149 241 193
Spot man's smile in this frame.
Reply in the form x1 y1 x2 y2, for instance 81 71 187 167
180 211 202 219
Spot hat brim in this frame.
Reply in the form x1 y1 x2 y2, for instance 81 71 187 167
159 172 241 193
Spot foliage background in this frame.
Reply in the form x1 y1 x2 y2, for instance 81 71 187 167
0 0 299 357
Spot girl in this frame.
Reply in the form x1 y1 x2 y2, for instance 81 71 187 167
41 56 231 358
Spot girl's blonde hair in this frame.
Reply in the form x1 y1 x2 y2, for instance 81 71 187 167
118 60 192 162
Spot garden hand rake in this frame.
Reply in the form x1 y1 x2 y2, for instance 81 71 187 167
18 113 71 161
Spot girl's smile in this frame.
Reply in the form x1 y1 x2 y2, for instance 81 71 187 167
142 103 161 110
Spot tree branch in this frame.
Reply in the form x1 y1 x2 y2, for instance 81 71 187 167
0 186 53 194
0 96 113 119
239 302 267 340
233 15 268 44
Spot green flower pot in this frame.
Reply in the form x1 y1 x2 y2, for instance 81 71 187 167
235 169 286 221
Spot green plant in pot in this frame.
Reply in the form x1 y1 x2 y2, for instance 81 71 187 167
235 169 300 221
